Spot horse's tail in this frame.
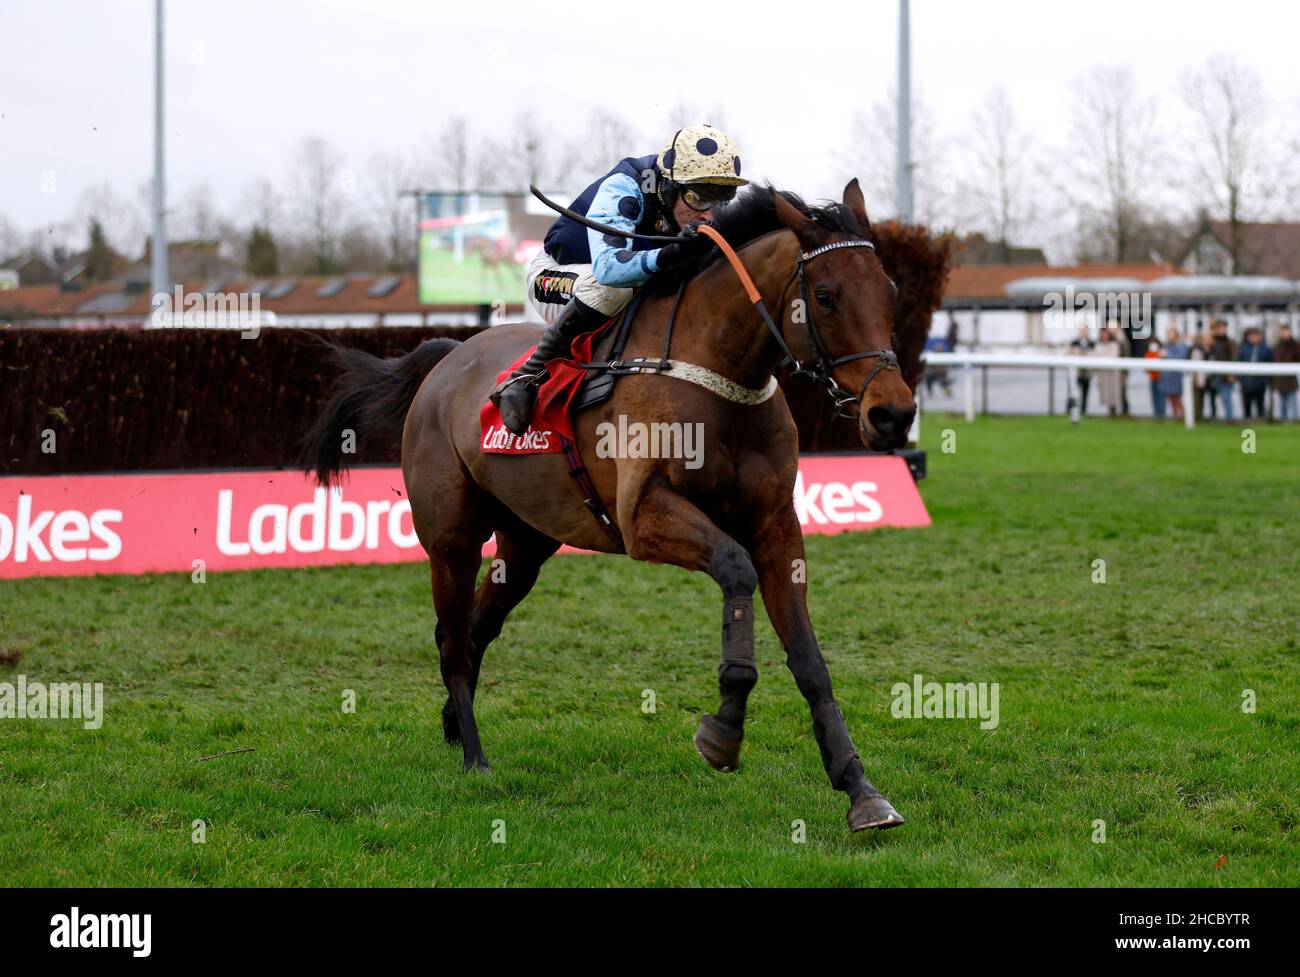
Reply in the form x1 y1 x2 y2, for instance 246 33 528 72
299 337 462 487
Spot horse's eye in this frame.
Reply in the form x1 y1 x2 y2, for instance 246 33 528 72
814 287 836 310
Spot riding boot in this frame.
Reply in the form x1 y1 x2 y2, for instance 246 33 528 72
491 297 609 435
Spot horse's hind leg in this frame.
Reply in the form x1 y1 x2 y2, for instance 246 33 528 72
441 516 560 745
429 536 493 771
414 469 495 771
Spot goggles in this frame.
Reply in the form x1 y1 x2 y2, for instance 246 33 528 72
679 184 736 211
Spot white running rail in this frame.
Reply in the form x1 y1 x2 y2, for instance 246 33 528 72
924 351 1300 430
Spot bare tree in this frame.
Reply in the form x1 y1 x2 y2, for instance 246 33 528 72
74 181 145 258
0 213 22 260
962 86 1040 260
176 182 221 242
422 115 475 191
1181 54 1273 273
1064 67 1164 263
840 88 955 228
368 150 417 271
480 112 569 192
569 108 640 188
338 221 388 273
287 136 351 275
239 178 281 235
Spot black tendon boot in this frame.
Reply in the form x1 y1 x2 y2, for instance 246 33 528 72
491 297 609 436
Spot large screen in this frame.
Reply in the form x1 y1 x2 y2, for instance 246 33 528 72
418 192 556 306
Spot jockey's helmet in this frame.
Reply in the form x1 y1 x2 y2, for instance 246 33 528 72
656 123 748 212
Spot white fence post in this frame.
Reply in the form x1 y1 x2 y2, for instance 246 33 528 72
963 364 975 423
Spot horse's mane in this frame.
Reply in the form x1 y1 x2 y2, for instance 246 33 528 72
642 183 863 296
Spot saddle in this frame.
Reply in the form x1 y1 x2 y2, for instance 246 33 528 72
571 287 653 413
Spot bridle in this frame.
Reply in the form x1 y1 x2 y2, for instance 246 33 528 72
773 239 901 419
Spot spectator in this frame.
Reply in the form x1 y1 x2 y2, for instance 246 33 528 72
923 333 953 396
1273 324 1299 422
1158 327 1190 421
1192 332 1214 420
1068 323 1095 414
1237 326 1272 419
1145 338 1165 417
1095 326 1123 418
1115 322 1133 416
1207 320 1238 421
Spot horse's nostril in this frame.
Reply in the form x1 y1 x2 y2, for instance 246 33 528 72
866 404 916 440
867 405 900 433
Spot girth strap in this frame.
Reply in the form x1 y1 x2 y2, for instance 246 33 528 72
558 435 623 550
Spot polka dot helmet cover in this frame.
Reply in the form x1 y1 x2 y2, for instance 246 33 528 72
657 123 749 187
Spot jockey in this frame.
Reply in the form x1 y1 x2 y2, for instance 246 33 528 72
491 123 748 434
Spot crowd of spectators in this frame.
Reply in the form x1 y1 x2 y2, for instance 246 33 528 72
1066 319 1299 422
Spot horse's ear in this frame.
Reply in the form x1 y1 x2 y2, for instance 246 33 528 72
843 178 871 231
773 190 817 241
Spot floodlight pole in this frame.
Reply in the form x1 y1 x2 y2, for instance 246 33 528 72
897 0 913 224
150 0 169 298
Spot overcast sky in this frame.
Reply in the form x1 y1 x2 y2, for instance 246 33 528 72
2 0 1296 249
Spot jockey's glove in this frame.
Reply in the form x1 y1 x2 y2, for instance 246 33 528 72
655 221 716 270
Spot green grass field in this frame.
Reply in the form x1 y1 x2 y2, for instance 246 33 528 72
2 414 1297 887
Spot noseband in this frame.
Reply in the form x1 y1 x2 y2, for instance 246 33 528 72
782 240 900 420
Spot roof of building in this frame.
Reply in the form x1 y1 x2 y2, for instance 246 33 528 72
947 262 1180 302
0 273 526 321
1182 220 1300 279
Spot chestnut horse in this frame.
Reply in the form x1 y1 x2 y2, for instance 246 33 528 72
301 180 916 831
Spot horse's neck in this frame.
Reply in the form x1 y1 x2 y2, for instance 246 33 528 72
638 231 797 391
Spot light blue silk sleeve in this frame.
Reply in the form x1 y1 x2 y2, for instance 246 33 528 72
585 172 661 287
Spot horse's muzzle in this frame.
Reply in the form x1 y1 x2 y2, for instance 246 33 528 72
860 402 916 451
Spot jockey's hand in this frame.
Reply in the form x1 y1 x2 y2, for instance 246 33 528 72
656 222 715 269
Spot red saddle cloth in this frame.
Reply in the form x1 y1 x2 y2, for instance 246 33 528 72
479 319 615 455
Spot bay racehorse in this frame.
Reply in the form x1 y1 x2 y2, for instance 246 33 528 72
301 180 916 831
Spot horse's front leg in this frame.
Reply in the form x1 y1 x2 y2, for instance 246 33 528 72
750 505 904 830
622 483 758 772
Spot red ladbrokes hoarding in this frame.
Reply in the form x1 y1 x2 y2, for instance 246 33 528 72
0 457 928 579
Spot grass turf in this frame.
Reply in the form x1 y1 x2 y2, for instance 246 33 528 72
1 414 1297 886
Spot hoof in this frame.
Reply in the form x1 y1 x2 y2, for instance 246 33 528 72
693 714 742 772
463 757 491 773
847 794 905 831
